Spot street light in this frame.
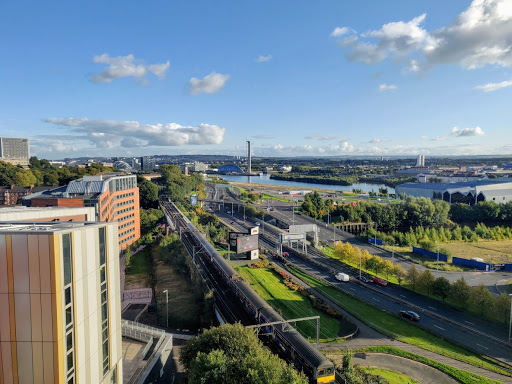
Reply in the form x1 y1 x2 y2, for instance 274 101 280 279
163 289 169 328
508 294 512 343
436 243 440 271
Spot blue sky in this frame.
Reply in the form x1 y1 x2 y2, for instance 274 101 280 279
1 0 511 159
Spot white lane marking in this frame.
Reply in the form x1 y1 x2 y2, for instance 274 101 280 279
434 325 445 331
400 295 407 298
428 306 436 310
372 298 379 302
465 321 475 325
349 288 355 291
477 344 489 350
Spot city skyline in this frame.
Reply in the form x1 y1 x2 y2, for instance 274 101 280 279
1 0 512 159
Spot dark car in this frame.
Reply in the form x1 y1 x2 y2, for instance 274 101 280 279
358 276 371 284
400 310 420 321
372 277 388 286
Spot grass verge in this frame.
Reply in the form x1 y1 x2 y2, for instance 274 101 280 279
127 249 149 275
236 266 342 342
360 367 419 384
287 266 512 377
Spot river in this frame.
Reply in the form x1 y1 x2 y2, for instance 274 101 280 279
219 174 395 194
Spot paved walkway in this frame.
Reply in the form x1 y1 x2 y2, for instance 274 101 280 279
325 352 459 384
321 335 512 383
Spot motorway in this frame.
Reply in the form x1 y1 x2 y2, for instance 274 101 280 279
209 202 512 369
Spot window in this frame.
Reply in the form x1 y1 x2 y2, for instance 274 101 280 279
62 233 72 286
99 227 106 265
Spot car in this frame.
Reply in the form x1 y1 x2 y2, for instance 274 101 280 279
282 252 289 258
335 272 349 282
400 310 420 321
358 276 371 284
372 277 388 286
256 222 260 226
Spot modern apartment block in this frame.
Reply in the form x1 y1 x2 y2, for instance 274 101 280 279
140 156 155 172
22 174 140 251
0 221 122 384
0 137 30 166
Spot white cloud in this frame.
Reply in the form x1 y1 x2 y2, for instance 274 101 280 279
305 134 349 141
367 138 391 143
251 134 276 139
379 83 397 91
189 72 230 95
420 135 428 140
335 0 512 71
43 117 225 148
330 27 351 37
255 55 272 63
475 79 512 92
91 54 170 83
450 126 485 137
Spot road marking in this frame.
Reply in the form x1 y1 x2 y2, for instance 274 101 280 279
477 343 489 350
434 325 445 331
372 298 379 302
400 295 406 298
349 288 355 291
464 321 475 326
428 306 436 310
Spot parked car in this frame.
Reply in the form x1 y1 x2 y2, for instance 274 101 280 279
282 252 289 258
372 277 388 286
400 310 420 321
335 272 350 282
358 276 371 284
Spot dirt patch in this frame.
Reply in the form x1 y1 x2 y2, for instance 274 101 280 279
441 240 512 263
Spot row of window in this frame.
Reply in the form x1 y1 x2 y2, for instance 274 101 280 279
114 205 134 218
119 227 135 238
62 233 76 384
120 233 136 245
113 199 134 209
119 219 135 230
99 227 110 376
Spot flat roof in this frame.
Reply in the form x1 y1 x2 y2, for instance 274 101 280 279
0 221 109 233
397 178 512 190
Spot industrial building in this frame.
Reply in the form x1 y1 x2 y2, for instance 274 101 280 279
22 173 140 251
395 178 512 205
0 221 122 384
0 137 30 166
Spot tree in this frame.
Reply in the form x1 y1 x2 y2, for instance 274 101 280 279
406 265 419 291
469 284 493 316
138 178 159 209
492 293 511 324
180 323 307 384
393 265 406 286
449 277 470 307
432 277 451 301
417 270 435 295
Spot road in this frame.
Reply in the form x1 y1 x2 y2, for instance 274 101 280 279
214 209 512 369
267 199 510 293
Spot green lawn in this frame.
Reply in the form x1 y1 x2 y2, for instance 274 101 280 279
287 266 512 377
236 266 342 342
127 249 149 275
261 193 295 203
505 282 512 295
360 367 419 384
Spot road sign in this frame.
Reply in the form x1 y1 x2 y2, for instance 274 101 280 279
279 233 305 243
236 235 259 253
289 224 317 234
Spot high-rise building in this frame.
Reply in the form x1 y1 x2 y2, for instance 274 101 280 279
247 140 252 174
140 156 155 172
22 173 140 251
0 221 122 383
416 154 425 167
0 137 30 166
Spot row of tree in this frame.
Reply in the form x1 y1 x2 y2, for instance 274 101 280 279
407 267 511 324
450 201 512 224
303 193 451 229
333 241 510 324
0 156 115 187
371 222 512 248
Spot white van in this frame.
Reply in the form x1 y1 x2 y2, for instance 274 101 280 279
335 272 349 282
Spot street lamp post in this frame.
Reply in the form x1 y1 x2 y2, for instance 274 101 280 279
359 251 362 280
163 289 169 328
374 222 377 245
508 294 512 343
243 203 246 224
437 243 440 271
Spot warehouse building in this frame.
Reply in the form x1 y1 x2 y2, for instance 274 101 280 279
395 178 512 205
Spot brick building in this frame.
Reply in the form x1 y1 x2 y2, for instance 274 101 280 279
23 173 140 251
0 185 48 206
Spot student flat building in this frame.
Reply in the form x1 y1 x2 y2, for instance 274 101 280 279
0 221 122 383
0 137 30 166
23 174 140 252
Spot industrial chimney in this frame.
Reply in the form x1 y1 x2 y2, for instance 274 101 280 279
247 140 252 174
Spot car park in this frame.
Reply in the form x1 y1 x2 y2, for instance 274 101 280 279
400 311 420 321
372 277 388 286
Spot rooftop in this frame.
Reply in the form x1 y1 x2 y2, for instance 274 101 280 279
398 178 512 190
0 221 107 233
